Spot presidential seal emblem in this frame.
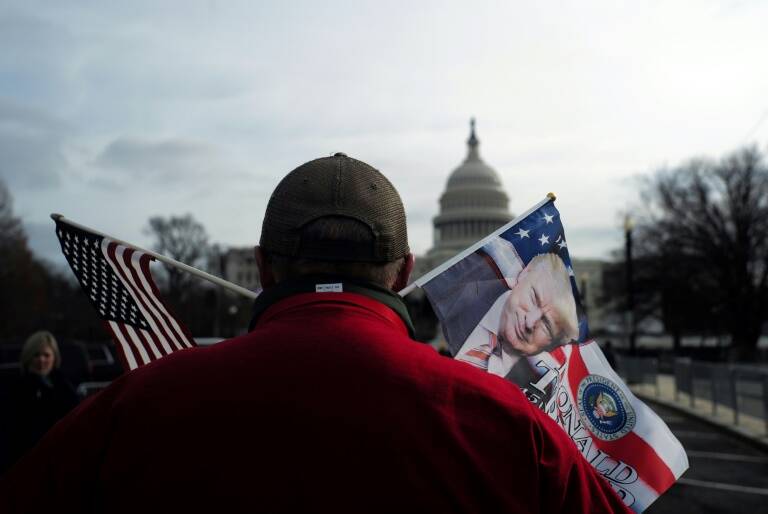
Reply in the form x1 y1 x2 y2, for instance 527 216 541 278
577 374 636 441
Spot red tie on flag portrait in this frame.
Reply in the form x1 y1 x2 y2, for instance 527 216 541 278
400 194 689 513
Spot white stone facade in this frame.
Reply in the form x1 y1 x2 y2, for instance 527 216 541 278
426 119 513 267
221 247 260 292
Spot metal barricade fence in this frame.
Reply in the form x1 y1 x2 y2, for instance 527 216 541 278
674 358 768 434
711 365 735 417
618 355 660 396
673 358 692 404
728 365 768 432
691 361 716 407
628 356 768 435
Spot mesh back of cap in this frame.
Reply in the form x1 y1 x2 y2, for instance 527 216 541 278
260 154 409 262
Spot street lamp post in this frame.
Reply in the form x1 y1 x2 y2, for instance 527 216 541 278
624 215 636 355
213 247 226 338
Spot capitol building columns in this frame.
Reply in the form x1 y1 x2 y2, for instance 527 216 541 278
413 119 513 275
426 119 513 267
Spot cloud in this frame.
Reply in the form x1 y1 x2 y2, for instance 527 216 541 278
565 225 623 260
0 100 68 189
0 11 78 103
94 137 223 184
4 0 768 269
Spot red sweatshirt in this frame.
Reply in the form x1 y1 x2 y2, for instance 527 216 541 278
1 290 631 513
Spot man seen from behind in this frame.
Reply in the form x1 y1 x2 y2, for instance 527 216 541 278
0 153 631 513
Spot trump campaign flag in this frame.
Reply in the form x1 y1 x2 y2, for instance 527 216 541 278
400 195 688 512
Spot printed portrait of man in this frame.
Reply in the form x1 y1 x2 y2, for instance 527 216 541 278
454 244 579 378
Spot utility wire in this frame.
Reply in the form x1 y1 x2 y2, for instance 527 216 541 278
742 108 768 144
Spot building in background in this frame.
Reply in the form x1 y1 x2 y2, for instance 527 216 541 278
411 119 610 343
220 121 610 340
220 248 260 292
214 247 261 337
422 119 513 269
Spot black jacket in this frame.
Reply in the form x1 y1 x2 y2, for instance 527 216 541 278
3 370 79 471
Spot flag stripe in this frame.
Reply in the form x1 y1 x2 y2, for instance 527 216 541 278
128 324 162 360
104 321 136 370
549 346 567 366
114 321 144 367
108 321 140 370
132 252 187 349
120 247 183 350
113 313 153 364
106 242 175 354
138 255 195 348
143 325 170 357
134 252 193 348
120 322 151 366
566 345 677 494
106 242 176 354
140 328 169 359
532 344 570 371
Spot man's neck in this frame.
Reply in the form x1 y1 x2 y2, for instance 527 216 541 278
248 275 416 337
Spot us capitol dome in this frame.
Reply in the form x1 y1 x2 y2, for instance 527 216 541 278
425 118 513 267
408 119 607 344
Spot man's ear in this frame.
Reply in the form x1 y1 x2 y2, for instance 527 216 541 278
392 253 415 292
254 246 276 289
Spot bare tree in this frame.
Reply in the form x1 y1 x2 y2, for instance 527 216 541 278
0 179 120 340
0 179 49 338
0 179 25 251
631 146 768 359
144 214 211 301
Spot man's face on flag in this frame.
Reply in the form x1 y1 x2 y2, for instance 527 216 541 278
498 254 578 356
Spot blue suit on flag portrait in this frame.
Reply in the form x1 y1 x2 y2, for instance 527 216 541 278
425 237 522 356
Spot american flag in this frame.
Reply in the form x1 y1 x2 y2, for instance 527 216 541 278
54 217 196 371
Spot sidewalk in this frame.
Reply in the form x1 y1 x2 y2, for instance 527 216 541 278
630 374 768 451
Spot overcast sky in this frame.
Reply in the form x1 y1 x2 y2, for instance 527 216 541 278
3 0 768 270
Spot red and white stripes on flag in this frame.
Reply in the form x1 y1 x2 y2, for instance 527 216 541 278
55 217 196 372
102 239 196 370
536 342 688 512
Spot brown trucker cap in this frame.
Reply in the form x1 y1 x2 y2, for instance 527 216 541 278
259 153 409 262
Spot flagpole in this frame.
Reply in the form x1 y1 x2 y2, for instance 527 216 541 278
397 193 556 297
50 214 260 300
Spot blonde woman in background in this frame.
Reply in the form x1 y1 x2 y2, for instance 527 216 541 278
3 331 79 472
